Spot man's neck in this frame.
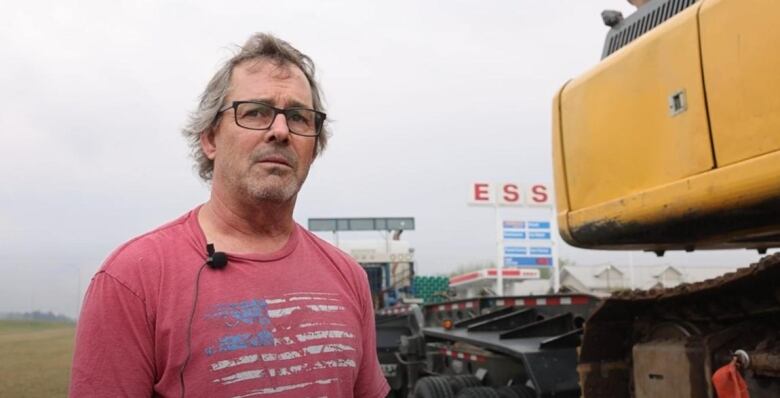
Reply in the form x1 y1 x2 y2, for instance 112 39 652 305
198 192 296 255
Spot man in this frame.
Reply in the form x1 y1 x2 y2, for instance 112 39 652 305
70 33 390 398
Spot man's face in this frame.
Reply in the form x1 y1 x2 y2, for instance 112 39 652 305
202 60 317 205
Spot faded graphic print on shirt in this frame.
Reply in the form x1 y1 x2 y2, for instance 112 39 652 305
202 292 359 397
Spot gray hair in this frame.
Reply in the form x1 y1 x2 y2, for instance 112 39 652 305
182 33 329 181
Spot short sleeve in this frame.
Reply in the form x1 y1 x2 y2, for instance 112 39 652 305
69 272 155 397
353 268 391 398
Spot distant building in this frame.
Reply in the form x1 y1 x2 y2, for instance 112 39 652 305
446 263 744 299
559 263 742 297
448 268 551 298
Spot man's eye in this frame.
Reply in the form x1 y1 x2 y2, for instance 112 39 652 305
288 111 312 125
240 105 273 119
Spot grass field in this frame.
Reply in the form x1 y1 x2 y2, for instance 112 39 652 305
0 320 75 398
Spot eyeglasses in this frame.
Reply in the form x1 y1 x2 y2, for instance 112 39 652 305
218 101 326 137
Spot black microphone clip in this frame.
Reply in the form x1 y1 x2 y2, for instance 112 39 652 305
206 243 228 269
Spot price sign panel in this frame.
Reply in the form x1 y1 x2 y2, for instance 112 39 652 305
502 219 553 267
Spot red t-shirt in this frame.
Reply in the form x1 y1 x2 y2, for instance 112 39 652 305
69 207 389 398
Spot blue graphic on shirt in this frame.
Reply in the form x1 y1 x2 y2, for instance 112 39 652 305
207 299 272 327
204 299 275 356
204 331 275 355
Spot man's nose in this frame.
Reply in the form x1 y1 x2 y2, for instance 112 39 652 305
266 113 291 141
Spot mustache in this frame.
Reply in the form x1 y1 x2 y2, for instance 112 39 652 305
251 147 298 167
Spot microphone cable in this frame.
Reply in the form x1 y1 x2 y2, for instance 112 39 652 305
178 261 208 398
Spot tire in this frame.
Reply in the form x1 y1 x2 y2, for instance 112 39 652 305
414 376 455 398
495 386 520 398
508 385 536 398
455 387 500 398
447 375 482 393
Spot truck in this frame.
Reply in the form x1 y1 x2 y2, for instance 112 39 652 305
327 219 606 397
552 0 780 396
311 217 602 397
376 293 601 398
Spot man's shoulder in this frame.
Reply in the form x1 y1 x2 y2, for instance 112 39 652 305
297 226 367 275
101 208 201 278
298 226 356 258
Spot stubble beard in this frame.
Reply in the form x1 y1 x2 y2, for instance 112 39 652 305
217 145 311 206
244 147 308 204
245 170 304 203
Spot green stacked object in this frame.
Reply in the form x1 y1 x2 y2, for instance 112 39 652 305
412 276 450 304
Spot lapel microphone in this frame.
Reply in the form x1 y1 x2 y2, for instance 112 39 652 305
206 243 228 269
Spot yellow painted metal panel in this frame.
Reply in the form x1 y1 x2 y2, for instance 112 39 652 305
552 83 574 243
699 0 780 166
566 149 780 250
559 4 713 211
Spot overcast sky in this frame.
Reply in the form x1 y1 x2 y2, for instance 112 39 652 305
1 0 772 318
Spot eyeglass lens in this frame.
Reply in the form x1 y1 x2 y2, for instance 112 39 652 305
235 102 318 135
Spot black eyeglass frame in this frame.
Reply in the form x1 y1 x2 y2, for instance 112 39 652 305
217 101 327 137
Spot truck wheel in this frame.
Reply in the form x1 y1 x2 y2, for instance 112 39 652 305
447 375 482 393
455 387 500 398
515 385 536 398
495 386 520 398
496 385 535 398
413 376 455 398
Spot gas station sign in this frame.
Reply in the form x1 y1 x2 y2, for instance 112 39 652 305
468 183 551 207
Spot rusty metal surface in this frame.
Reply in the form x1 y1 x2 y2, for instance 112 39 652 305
751 352 780 377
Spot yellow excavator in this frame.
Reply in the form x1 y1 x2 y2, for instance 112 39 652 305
553 0 780 396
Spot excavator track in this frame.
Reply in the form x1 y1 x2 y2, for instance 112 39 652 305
579 253 780 398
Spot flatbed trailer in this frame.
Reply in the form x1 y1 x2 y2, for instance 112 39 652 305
376 294 600 398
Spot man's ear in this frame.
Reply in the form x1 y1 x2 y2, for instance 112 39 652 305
200 129 217 160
